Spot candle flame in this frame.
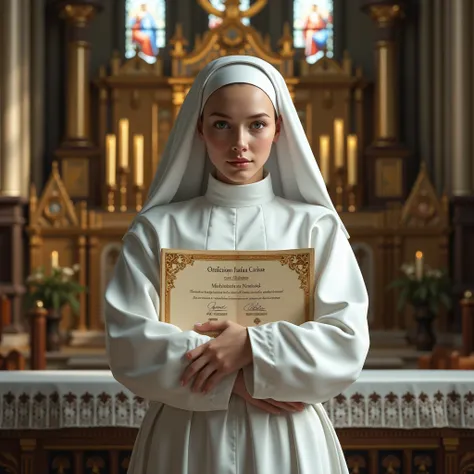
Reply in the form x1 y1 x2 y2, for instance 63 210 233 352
415 251 423 259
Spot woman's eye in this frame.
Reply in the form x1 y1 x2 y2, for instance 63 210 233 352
213 121 229 130
251 121 266 130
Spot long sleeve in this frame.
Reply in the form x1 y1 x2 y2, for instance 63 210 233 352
243 212 370 404
104 218 237 411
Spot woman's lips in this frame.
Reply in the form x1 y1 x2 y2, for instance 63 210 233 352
228 158 252 168
230 157 251 162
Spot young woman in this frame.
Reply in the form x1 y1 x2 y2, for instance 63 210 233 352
105 55 370 474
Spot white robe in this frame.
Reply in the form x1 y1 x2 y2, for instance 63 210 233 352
105 173 370 474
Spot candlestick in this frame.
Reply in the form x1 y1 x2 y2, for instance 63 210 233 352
135 184 144 212
119 167 129 212
347 184 357 212
107 184 117 212
106 134 117 186
51 250 59 268
415 251 424 280
1 295 11 328
29 300 47 370
119 119 129 169
335 167 344 212
334 119 344 168
347 134 358 186
461 290 474 356
133 134 144 187
319 135 330 184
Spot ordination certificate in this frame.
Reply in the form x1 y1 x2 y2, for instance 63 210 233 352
160 249 314 330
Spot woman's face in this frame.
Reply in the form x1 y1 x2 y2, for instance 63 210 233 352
199 84 280 185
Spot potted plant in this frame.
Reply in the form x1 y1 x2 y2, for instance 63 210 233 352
388 252 452 351
25 263 85 351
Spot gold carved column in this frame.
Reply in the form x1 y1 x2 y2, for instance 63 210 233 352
431 0 449 194
361 1 411 207
169 24 189 119
0 0 24 196
371 6 400 145
0 0 31 334
450 0 474 331
451 0 472 196
55 0 103 202
31 0 46 191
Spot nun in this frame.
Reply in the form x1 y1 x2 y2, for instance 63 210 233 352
105 55 370 474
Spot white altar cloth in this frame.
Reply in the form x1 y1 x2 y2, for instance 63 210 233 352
0 370 473 430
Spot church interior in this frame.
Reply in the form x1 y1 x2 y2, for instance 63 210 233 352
1 0 474 472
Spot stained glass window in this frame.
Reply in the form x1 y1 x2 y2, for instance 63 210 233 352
208 0 251 29
125 0 166 64
293 0 334 64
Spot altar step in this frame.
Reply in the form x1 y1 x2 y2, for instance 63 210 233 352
54 330 466 370
0 346 421 370
61 353 409 370
57 350 428 370
1 329 463 370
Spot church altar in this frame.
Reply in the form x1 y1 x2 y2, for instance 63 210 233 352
0 370 473 430
1 370 474 474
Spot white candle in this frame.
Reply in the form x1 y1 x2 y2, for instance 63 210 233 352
319 135 330 185
51 251 59 268
334 119 344 168
106 134 116 186
134 134 144 186
415 251 424 280
347 134 358 185
119 119 129 169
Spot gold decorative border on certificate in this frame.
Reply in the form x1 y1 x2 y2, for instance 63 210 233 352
279 253 312 299
160 249 315 325
163 252 195 298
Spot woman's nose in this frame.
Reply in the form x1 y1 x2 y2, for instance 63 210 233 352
232 129 248 153
232 145 248 152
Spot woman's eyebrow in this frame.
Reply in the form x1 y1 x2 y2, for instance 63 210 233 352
209 112 271 119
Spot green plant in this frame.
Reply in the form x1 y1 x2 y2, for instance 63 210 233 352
388 262 452 314
25 264 85 314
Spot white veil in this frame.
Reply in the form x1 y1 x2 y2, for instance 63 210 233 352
141 55 349 238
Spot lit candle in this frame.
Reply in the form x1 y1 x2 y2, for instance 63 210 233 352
133 134 144 187
119 119 129 169
106 134 116 186
51 251 59 268
334 119 344 168
415 251 424 280
319 135 330 185
347 134 358 185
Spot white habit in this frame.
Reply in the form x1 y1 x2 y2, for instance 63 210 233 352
105 173 370 474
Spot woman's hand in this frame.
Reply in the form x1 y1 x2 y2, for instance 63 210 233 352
232 370 306 415
181 320 252 393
